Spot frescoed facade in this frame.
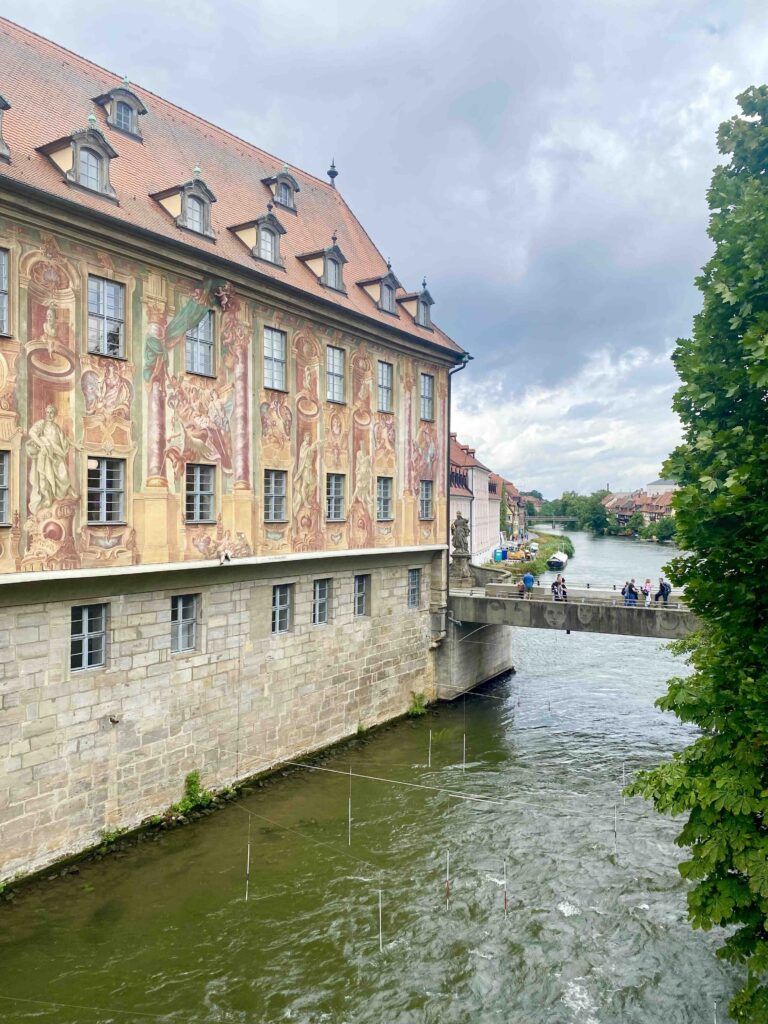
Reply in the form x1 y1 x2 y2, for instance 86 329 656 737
0 19 472 883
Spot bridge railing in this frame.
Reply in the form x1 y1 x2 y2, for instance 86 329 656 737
464 582 687 610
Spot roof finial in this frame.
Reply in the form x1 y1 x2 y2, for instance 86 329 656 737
87 110 97 131
422 276 428 291
331 230 338 246
267 201 274 214
193 162 201 179
282 162 289 173
122 74 130 87
327 158 338 188
386 258 392 271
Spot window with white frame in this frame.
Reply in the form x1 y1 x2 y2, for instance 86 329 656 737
420 373 434 420
354 574 370 617
0 451 9 524
377 476 393 521
272 583 292 634
186 194 205 234
185 310 214 376
325 256 342 290
326 346 345 403
326 473 345 521
419 480 434 520
88 276 125 357
264 327 287 390
312 578 331 625
407 568 421 609
171 594 198 654
264 469 287 521
259 227 277 263
115 101 134 134
186 464 215 522
377 361 393 413
0 248 8 335
78 147 102 191
71 604 107 671
87 457 125 523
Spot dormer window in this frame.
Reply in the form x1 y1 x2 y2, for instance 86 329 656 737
39 121 118 200
187 195 204 234
326 257 342 290
297 234 348 293
79 148 101 190
397 278 434 330
262 168 300 213
357 265 402 316
151 171 216 240
229 206 286 267
93 84 147 139
259 227 277 262
0 95 10 163
115 101 134 133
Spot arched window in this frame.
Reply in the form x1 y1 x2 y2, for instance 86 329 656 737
78 148 102 191
115 101 134 133
259 227 276 263
277 181 293 208
327 258 341 290
381 283 395 313
186 195 204 234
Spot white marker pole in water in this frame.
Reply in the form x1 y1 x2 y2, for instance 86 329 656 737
613 803 618 861
503 859 508 918
245 817 251 902
428 728 432 769
378 889 383 952
462 734 466 772
348 765 352 847
445 850 451 909
622 761 627 805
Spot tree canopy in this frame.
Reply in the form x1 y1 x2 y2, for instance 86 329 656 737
627 86 768 1022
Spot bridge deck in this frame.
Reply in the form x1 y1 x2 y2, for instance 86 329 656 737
449 586 698 640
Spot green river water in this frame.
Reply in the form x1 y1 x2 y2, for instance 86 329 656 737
0 532 737 1023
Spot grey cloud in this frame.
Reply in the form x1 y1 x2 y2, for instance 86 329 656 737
6 0 766 492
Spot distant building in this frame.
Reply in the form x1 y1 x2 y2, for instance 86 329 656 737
646 479 678 496
602 489 675 526
449 434 498 564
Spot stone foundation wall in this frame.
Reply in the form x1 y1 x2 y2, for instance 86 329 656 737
0 550 442 882
435 618 514 699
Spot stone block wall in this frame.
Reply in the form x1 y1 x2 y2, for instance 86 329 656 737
0 550 440 883
435 618 514 699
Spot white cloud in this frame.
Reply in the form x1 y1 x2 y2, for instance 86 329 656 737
452 347 682 497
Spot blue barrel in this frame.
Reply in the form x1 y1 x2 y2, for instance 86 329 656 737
501 548 509 560
493 549 503 562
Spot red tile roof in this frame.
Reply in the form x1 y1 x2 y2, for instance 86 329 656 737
0 17 463 358
449 434 492 473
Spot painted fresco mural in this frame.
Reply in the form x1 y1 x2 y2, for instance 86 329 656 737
0 217 449 574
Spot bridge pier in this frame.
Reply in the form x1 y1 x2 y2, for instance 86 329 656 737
435 618 515 700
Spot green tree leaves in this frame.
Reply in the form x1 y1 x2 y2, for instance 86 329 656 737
626 86 768 1023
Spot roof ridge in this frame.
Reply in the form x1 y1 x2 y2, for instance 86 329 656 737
0 15 337 193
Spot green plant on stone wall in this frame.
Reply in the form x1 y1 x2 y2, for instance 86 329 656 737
407 692 428 717
172 770 213 815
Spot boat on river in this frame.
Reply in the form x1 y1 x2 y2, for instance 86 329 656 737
546 551 569 570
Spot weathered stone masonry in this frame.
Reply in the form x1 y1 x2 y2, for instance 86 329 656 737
0 549 442 883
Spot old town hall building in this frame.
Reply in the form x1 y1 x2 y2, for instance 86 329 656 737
0 19 466 881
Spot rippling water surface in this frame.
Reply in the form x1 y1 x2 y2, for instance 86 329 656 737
0 533 736 1022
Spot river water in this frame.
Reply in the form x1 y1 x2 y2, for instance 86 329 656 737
0 533 737 1023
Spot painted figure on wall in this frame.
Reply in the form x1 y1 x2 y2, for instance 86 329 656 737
260 391 292 454
26 404 75 513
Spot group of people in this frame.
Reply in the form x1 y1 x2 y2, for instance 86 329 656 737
621 577 672 607
516 571 569 601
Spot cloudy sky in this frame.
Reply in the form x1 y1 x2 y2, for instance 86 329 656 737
5 0 766 496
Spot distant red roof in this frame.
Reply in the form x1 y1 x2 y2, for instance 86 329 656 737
449 434 492 472
0 17 463 358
